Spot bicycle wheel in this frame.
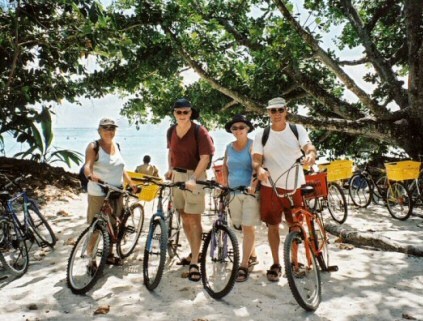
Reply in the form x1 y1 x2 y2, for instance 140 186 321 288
410 178 423 207
26 200 56 248
0 217 29 277
66 223 110 294
372 175 388 205
386 181 412 220
348 174 372 208
200 224 240 300
143 218 167 291
311 213 329 271
284 231 321 311
117 202 144 258
327 183 348 224
167 207 181 259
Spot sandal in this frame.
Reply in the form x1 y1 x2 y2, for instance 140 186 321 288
248 255 259 272
188 264 201 282
266 263 282 282
106 255 123 266
236 266 249 282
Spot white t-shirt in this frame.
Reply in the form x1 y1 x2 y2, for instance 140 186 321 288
252 123 311 189
87 144 126 196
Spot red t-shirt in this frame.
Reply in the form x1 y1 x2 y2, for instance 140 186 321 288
168 122 215 170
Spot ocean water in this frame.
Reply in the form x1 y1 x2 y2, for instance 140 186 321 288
2 123 255 176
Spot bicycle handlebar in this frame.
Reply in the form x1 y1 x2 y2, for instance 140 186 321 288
195 179 254 196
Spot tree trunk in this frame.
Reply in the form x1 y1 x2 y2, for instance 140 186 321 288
325 223 423 257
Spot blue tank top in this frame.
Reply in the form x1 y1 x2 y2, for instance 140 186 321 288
226 139 253 188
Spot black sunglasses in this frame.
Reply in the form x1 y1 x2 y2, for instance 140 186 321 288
269 108 286 114
231 125 247 131
174 110 191 115
101 126 116 131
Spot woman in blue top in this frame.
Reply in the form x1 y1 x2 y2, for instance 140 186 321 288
222 114 261 282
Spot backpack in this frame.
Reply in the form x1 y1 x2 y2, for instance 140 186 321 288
79 140 120 192
167 123 214 169
261 123 299 147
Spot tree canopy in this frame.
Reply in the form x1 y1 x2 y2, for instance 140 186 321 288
1 0 422 161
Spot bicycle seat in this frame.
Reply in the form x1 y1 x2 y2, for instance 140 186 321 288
300 185 315 196
0 191 10 201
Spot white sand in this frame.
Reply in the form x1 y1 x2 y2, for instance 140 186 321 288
1 192 422 321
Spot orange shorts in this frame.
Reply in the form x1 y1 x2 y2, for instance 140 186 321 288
259 185 303 225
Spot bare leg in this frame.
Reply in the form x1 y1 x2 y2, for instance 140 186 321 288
180 210 202 264
268 224 280 265
240 225 256 268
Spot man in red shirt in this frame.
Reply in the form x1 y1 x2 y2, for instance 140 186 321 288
165 98 215 282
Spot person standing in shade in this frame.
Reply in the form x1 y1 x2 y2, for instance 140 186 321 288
83 117 137 267
135 155 159 177
222 114 260 282
252 97 317 282
165 98 215 282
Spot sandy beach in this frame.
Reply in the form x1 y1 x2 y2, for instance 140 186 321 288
1 190 422 321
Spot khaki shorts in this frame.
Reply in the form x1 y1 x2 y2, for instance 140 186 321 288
172 170 206 214
228 193 261 227
87 194 123 225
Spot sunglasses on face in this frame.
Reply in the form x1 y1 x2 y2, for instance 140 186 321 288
269 107 286 114
101 126 116 131
174 110 191 115
231 125 247 131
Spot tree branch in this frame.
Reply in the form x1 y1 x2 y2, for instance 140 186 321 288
162 26 263 113
338 57 369 66
338 0 408 109
7 0 21 92
272 0 390 119
365 0 397 32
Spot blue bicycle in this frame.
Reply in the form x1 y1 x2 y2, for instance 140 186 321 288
0 174 56 276
141 177 185 291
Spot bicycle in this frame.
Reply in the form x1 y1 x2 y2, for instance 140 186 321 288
0 173 56 277
348 163 388 208
384 160 420 220
267 160 338 311
66 180 144 294
196 179 242 300
141 176 184 291
306 161 350 224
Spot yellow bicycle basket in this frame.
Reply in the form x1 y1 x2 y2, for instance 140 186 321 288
385 161 421 181
126 171 161 201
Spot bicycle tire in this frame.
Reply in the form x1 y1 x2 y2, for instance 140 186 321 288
310 213 329 271
117 202 144 258
284 231 321 311
348 174 372 208
26 200 56 248
372 175 388 205
200 224 240 300
143 218 167 291
386 181 412 220
66 222 110 294
167 207 181 259
0 217 29 277
327 182 348 224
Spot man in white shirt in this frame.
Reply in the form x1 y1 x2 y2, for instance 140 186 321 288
252 97 317 282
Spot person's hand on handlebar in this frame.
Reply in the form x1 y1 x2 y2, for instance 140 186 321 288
185 175 197 191
256 166 269 184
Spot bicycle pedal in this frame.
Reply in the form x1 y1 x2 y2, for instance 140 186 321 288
40 242 49 248
326 265 339 272
125 226 135 233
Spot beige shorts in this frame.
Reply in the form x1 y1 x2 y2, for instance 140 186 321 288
228 193 261 227
87 194 123 225
172 170 206 214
